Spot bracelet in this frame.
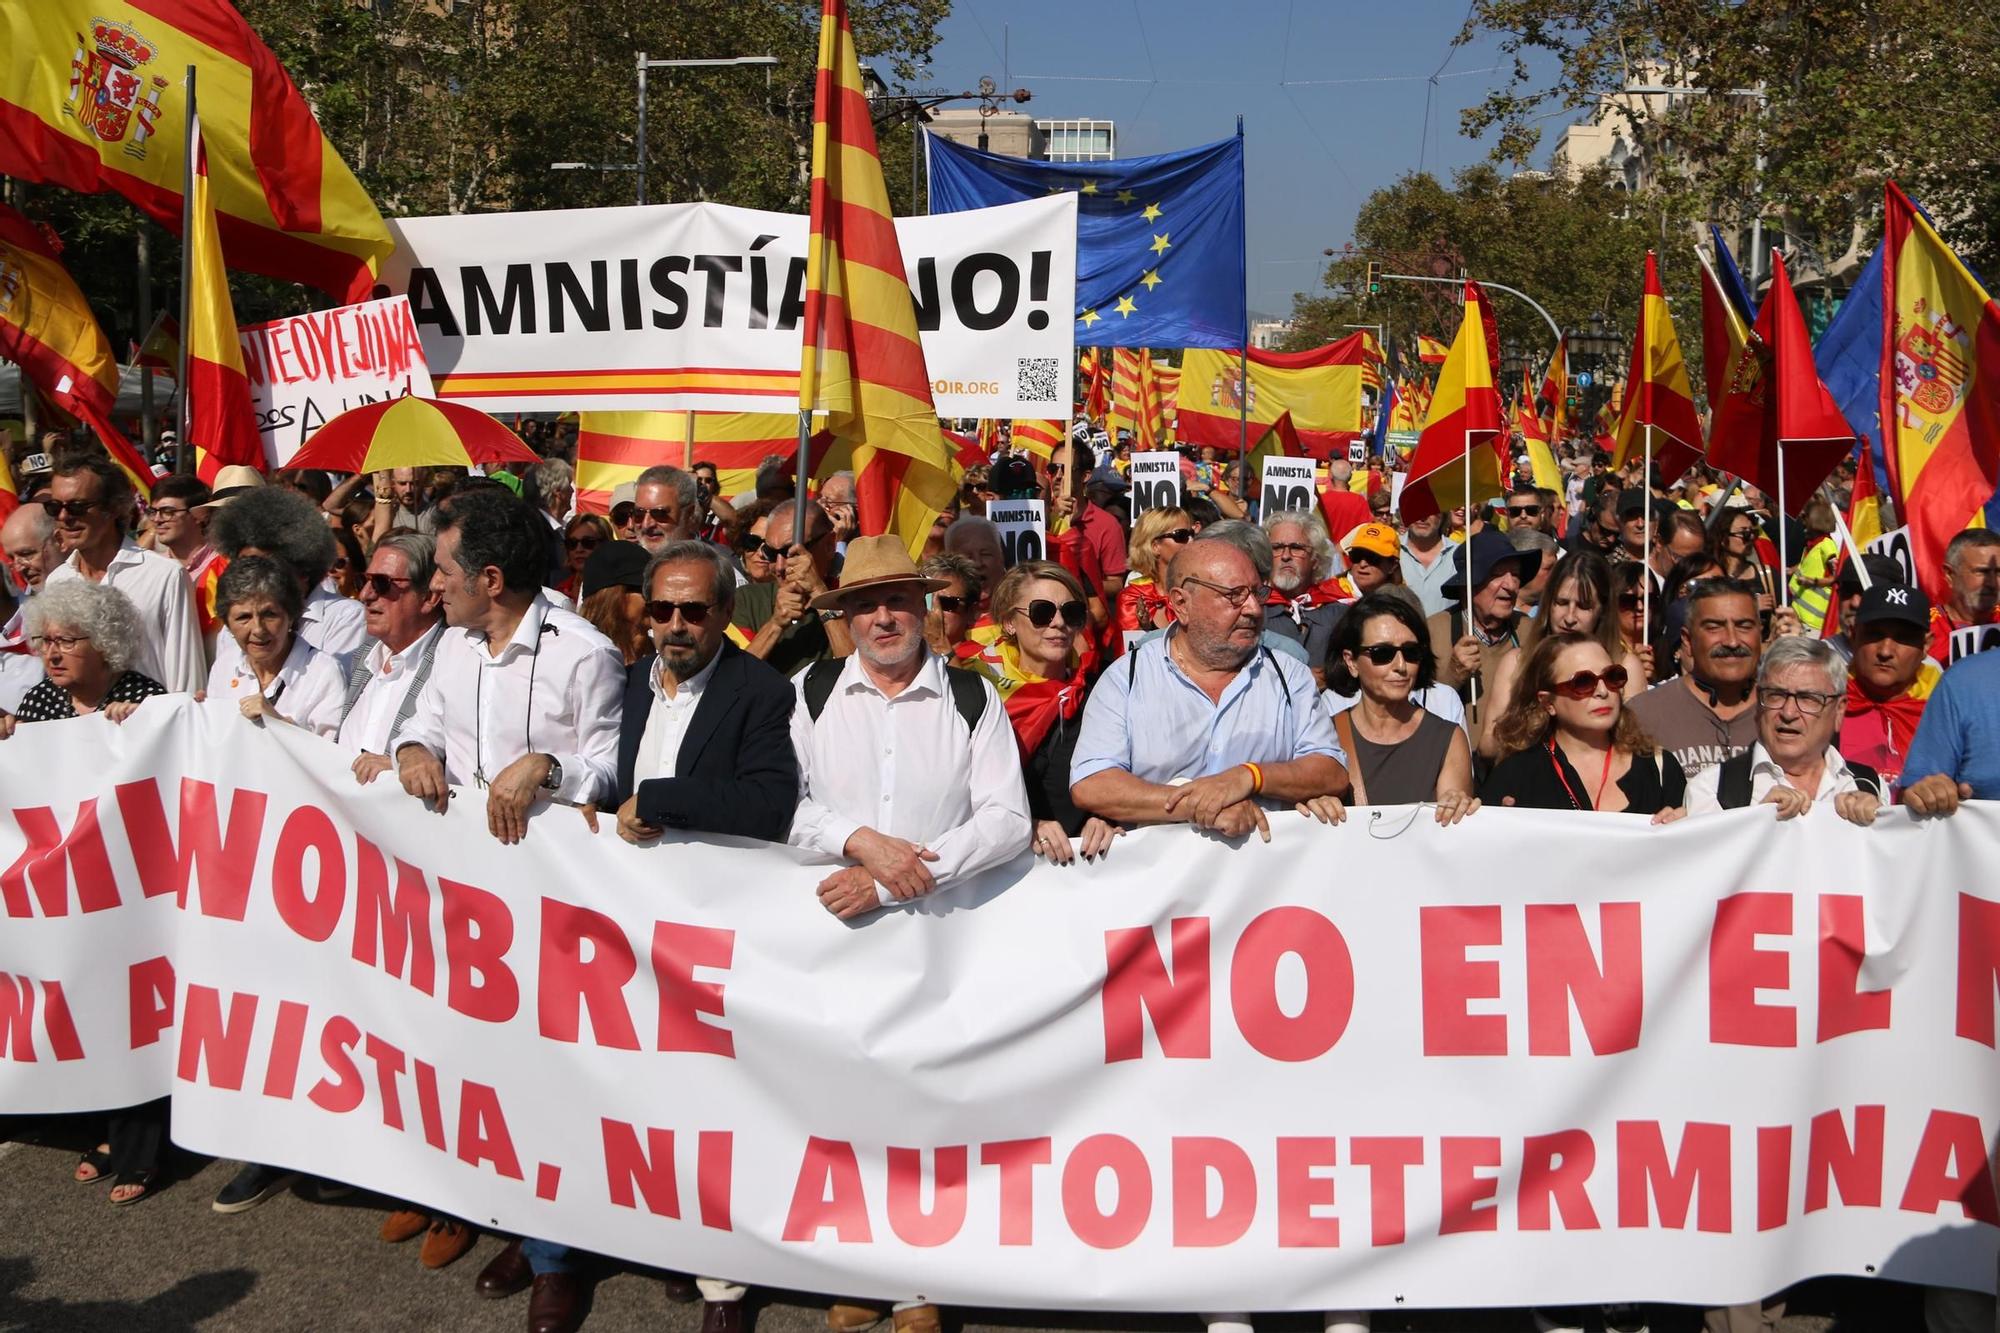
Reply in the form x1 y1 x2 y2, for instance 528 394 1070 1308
1243 761 1264 796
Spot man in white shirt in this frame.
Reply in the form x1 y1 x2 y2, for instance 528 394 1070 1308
339 532 446 779
208 483 368 657
43 454 205 693
786 535 1029 1333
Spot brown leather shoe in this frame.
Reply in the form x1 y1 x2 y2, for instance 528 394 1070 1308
701 1300 746 1333
892 1305 941 1333
529 1271 586 1333
476 1238 532 1299
420 1218 476 1269
660 1271 700 1304
379 1208 429 1244
828 1302 886 1332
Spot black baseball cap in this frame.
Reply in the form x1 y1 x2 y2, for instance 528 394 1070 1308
1854 582 1931 629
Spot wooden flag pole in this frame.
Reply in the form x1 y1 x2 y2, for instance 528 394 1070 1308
1641 424 1654 644
682 410 696 471
1831 506 1873 592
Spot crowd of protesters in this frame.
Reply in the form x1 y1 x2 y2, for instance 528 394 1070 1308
3 420 1998 1333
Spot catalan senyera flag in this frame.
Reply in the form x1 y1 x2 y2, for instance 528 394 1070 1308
1152 364 1180 432
1010 419 1065 461
1175 335 1371 459
183 117 261 470
800 0 960 556
0 2 393 302
1109 349 1165 447
574 412 802 515
1416 334 1450 365
1611 251 1705 484
1880 180 2000 605
1079 348 1109 423
1399 281 1504 523
1391 375 1423 433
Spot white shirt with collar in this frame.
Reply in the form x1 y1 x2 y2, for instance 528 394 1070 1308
204 633 347 738
300 584 369 658
788 651 1030 890
1684 740 1866 816
48 539 206 693
337 623 445 755
635 649 723 781
396 593 623 805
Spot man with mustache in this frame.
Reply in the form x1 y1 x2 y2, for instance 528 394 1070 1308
1625 578 1763 780
1260 508 1346 687
1427 528 1541 733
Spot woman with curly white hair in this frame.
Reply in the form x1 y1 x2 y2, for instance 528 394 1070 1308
5 580 166 734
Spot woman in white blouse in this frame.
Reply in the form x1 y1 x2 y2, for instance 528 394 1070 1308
204 555 346 738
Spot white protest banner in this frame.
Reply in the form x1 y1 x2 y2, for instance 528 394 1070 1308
1128 452 1182 513
1868 526 1916 586
1348 439 1367 466
988 498 1047 567
1948 623 2000 665
1259 456 1317 516
376 195 1075 419
237 296 435 468
5 701 2000 1311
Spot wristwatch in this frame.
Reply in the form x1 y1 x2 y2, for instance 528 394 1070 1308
817 608 845 623
541 757 563 791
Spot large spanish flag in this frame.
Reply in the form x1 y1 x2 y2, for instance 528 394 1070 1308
1175 335 1370 459
574 412 802 515
800 0 959 557
0 447 18 523
0 2 392 302
1399 281 1504 522
1610 251 1705 484
183 116 260 471
1516 353 1564 494
1880 180 2000 605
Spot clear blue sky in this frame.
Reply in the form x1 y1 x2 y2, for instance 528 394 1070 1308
912 0 1544 320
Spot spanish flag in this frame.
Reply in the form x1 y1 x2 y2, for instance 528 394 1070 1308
184 116 261 471
0 2 393 302
1175 335 1371 459
800 0 960 557
1610 251 1705 484
1399 281 1503 523
0 447 18 523
574 412 804 515
1516 355 1564 495
1416 334 1450 365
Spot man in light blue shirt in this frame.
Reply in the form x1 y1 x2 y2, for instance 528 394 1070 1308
1399 510 1462 619
1071 534 1347 842
1901 647 2000 813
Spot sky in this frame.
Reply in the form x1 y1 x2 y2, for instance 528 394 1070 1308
912 0 1556 321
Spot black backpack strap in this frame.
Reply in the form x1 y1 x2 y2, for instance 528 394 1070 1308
803 657 845 722
945 664 990 733
1716 751 1755 810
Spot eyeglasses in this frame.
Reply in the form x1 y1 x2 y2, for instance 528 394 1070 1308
648 599 715 625
1270 541 1313 558
755 542 789 563
40 498 106 519
1355 641 1423 666
634 506 680 525
1616 592 1642 611
933 594 974 613
149 503 191 518
1015 598 1086 629
1758 688 1837 717
1155 528 1196 545
1728 527 1758 540
31 633 89 653
565 535 602 551
1549 665 1629 699
364 573 414 598
1179 575 1267 607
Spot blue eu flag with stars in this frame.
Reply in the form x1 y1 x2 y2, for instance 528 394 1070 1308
924 130 1246 350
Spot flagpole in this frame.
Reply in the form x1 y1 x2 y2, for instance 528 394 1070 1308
174 64 196 477
1641 424 1654 645
136 230 154 457
1776 441 1790 606
1464 428 1477 713
1831 506 1872 591
682 409 696 471
1235 113 1249 478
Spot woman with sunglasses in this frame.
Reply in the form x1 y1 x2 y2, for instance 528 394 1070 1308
1114 506 1196 651
328 526 367 600
557 513 613 602
1711 504 1782 619
960 561 1120 864
1481 631 1686 821
1480 551 1648 759
1301 592 1479 827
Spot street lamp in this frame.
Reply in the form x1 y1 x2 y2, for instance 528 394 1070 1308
635 53 781 206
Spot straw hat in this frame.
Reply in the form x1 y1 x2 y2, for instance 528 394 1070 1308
809 534 946 611
197 465 265 510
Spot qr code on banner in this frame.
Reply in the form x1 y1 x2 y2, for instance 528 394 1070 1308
1017 357 1060 405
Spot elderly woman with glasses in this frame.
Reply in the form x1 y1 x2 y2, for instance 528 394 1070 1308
204 555 347 738
1113 505 1196 648
5 581 166 735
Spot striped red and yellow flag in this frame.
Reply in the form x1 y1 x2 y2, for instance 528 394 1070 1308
800 0 959 557
185 116 261 471
1109 348 1166 447
1399 281 1504 523
1010 418 1065 460
1079 348 1109 423
1610 251 1705 483
0 444 18 522
574 411 800 514
1416 334 1450 365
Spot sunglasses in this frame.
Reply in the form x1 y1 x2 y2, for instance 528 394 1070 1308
633 506 680 525
1355 641 1423 666
566 534 602 551
1616 592 1642 610
933 594 974 613
40 498 106 519
754 542 789 563
1155 528 1196 545
1508 505 1542 517
364 573 414 598
1550 665 1629 699
648 599 715 625
1015 598 1086 629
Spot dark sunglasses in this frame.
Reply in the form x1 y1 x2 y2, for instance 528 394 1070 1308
364 573 414 598
1155 528 1196 545
1016 598 1086 629
634 506 679 525
565 534 602 551
648 599 715 625
1616 592 1642 610
1508 505 1542 517
754 542 788 563
1550 665 1629 699
40 498 106 519
933 594 974 613
1355 641 1423 666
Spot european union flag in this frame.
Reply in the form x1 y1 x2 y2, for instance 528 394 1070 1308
924 131 1246 350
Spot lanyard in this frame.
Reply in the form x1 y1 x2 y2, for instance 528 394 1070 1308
1547 738 1615 811
473 605 549 788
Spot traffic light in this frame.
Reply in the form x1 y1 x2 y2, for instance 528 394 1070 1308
1364 261 1381 295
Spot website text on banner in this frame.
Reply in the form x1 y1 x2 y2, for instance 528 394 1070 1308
3 701 1997 1312
373 195 1075 419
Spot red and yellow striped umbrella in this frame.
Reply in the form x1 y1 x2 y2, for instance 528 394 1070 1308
284 395 540 473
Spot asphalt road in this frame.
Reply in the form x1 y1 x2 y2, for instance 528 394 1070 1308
1 1114 1926 1333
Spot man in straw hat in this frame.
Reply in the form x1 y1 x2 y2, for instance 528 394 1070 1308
785 534 1030 1333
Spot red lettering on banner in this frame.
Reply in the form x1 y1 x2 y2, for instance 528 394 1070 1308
1526 903 1642 1056
176 985 260 1089
1757 1125 1792 1231
784 1137 873 1242
440 877 519 1023
1350 1136 1423 1245
886 1146 969 1247
699 1130 733 1231
1956 894 2000 1046
653 921 735 1057
128 956 175 1048
1518 1130 1600 1230
1709 893 1795 1047
307 1016 364 1113
1103 918 1210 1062
1898 1110 2000 1224
1616 1120 1731 1232
414 1058 447 1151
456 1080 524 1180
117 779 268 918
1817 896 1891 1042
539 900 639 1049
38 980 83 1061
1421 906 1505 1055
1805 1105 1885 1212
1439 1136 1502 1234
1230 908 1353 1061
272 806 346 942
262 998 310 1099
1172 1136 1255 1246
1062 1134 1152 1249
1276 1137 1339 1247
363 1033 408 1130
0 974 35 1060
981 1138 1052 1245
352 840 435 995
2 801 120 917
603 1118 680 1217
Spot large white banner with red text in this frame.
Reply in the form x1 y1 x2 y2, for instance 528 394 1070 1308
2 699 1998 1310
